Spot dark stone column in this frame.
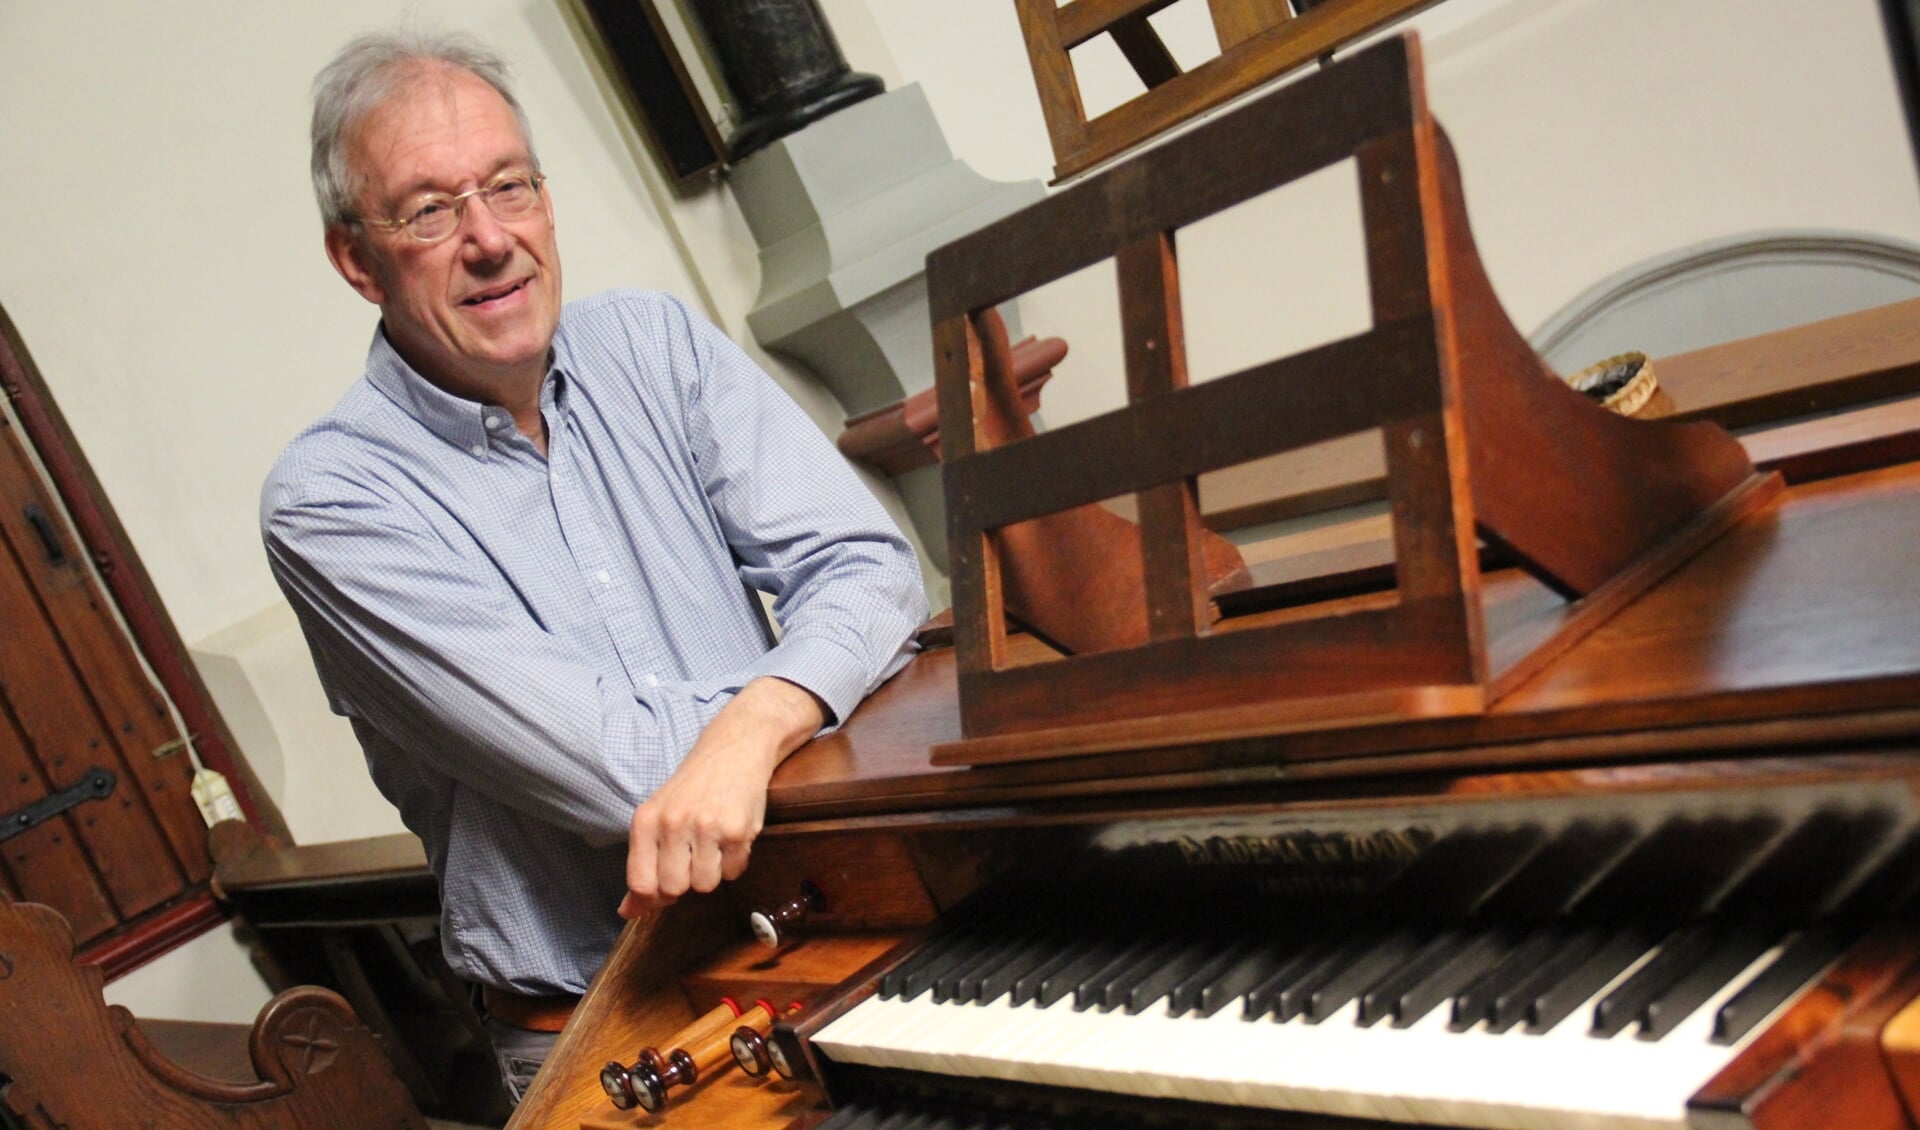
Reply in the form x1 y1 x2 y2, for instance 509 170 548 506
685 0 883 159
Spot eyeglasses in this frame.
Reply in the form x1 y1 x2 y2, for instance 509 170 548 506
357 170 547 244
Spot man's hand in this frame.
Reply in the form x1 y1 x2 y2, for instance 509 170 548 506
618 676 825 918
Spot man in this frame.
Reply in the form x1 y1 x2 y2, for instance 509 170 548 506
262 30 926 1102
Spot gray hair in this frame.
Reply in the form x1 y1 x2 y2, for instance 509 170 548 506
310 29 539 226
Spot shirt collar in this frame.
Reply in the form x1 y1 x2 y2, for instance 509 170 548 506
362 324 570 457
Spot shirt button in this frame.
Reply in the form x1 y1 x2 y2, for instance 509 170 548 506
645 674 660 687
484 414 502 429
470 444 485 457
595 569 612 584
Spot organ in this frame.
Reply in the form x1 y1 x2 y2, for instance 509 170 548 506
509 27 1920 1130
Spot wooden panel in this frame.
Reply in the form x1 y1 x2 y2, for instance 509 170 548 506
1661 296 1920 429
953 597 1479 740
0 900 425 1129
945 319 1437 531
1742 392 1920 483
0 509 186 932
933 314 1009 675
1510 464 1920 713
723 831 938 934
0 416 208 891
1421 120 1760 599
0 707 118 939
1692 925 1920 1129
1201 297 1920 533
679 934 907 1017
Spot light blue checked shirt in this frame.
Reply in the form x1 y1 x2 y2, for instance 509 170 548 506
262 289 926 994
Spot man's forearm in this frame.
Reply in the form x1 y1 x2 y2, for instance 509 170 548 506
699 676 828 771
619 676 826 917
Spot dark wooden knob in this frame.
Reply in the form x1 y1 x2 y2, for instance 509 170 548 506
632 1048 697 1113
728 1000 803 1078
598 997 743 1109
599 1059 639 1110
629 1000 785 1112
749 879 826 948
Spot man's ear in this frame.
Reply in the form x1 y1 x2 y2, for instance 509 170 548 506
325 224 388 306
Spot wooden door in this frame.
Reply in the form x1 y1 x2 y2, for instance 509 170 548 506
0 375 213 953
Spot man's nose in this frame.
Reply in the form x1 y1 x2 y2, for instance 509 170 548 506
458 199 515 260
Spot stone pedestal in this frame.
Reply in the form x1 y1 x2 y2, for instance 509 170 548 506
729 85 1045 568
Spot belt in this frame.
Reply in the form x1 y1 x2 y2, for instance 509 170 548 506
481 985 581 1033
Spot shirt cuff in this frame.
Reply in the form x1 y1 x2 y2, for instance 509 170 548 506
743 634 873 731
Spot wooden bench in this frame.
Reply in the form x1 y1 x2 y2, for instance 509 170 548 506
0 899 424 1129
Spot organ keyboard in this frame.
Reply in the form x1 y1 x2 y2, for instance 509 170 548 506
805 795 1920 1129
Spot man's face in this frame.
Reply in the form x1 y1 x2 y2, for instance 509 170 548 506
325 67 561 401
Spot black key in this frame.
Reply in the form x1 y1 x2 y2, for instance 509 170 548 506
1096 935 1186 1012
1708 826 1920 1042
1357 928 1465 1027
1307 927 1427 1022
883 928 974 1000
972 933 1060 1006
1073 938 1155 1011
1527 926 1657 1033
1487 927 1604 1033
1712 924 1851 1044
1011 938 1097 1007
1641 924 1776 1040
1591 924 1720 1038
1038 938 1126 1008
1273 932 1377 1022
1395 928 1520 1028
1246 941 1341 1021
1200 944 1290 1018
1126 935 1220 1014
1259 827 1548 1026
1451 927 1565 1030
935 930 1027 1005
1166 940 1255 1017
902 921 1009 1003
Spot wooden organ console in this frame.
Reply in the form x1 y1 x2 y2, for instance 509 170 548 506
509 32 1920 1130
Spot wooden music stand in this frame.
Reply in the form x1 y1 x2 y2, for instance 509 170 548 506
1014 0 1445 181
928 34 1780 767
